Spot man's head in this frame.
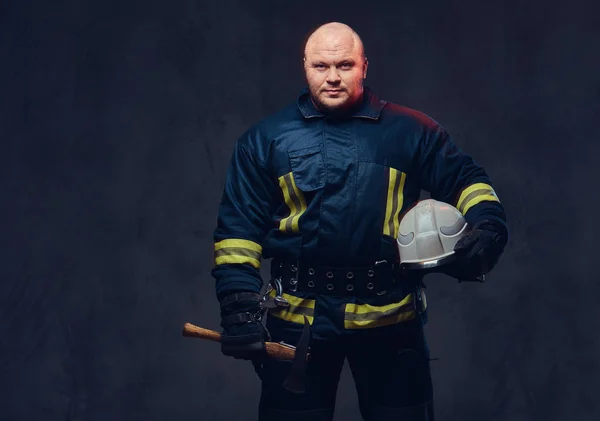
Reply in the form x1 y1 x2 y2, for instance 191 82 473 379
303 22 368 114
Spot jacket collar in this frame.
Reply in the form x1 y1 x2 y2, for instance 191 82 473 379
296 86 387 120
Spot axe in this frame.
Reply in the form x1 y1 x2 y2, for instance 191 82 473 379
182 316 312 393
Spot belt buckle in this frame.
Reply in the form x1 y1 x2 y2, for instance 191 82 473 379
288 261 299 292
372 260 389 295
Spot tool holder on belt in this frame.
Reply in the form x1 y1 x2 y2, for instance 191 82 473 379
262 275 290 309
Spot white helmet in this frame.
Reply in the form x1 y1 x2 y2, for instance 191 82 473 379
397 199 468 271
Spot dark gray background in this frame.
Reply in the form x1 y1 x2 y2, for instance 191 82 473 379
1 0 599 420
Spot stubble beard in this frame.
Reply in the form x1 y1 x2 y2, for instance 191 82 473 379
311 84 363 115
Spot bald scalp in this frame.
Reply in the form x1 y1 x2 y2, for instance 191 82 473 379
302 22 365 61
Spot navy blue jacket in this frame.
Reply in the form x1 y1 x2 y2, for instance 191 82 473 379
212 87 506 298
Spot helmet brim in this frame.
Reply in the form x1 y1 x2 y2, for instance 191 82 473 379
399 253 458 272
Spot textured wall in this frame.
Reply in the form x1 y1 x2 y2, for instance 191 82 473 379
1 0 598 420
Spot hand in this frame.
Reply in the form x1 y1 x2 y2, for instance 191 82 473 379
219 292 271 361
448 219 508 280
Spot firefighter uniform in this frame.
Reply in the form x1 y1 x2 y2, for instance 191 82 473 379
212 87 507 420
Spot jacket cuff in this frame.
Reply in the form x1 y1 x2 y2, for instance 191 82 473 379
215 278 262 301
464 201 509 245
464 201 506 227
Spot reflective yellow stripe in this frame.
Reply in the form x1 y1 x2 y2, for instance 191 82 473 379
456 183 500 214
267 290 315 325
344 293 416 329
278 172 307 233
214 239 262 269
383 168 407 237
214 239 262 252
462 194 500 214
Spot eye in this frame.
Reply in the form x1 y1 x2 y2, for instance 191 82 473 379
314 63 327 69
339 62 354 70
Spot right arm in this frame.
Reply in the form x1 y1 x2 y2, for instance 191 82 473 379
211 129 276 298
210 129 276 361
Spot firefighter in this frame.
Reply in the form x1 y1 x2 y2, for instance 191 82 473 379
211 21 508 421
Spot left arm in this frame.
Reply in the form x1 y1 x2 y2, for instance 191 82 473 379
415 126 508 276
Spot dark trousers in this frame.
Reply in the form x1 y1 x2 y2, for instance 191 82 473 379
257 316 434 421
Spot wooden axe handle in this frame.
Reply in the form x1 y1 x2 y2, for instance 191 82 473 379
182 322 297 361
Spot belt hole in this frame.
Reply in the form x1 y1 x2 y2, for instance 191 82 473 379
308 268 315 275
367 270 374 277
326 284 334 291
346 284 354 291
367 282 374 290
290 279 297 285
326 271 334 279
346 272 354 279
290 265 297 272
307 280 315 288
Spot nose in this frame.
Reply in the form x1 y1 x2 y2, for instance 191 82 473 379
326 66 341 84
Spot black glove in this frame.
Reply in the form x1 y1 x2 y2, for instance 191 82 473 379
219 292 271 361
447 219 508 281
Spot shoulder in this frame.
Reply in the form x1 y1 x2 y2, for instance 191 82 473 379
374 95 454 156
233 101 305 168
379 99 445 134
382 101 441 130
238 101 302 148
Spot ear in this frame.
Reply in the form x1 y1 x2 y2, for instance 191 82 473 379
363 57 369 79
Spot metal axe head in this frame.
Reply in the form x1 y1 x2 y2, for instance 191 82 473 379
281 315 311 394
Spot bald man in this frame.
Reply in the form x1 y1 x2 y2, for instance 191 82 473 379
212 22 508 421
303 22 368 114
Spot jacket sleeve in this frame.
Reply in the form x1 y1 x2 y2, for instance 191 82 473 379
415 125 507 229
211 130 276 299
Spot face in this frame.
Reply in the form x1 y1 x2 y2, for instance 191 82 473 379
303 31 368 113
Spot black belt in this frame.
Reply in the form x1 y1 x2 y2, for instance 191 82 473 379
271 260 408 298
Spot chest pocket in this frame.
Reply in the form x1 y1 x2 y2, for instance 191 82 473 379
288 144 326 192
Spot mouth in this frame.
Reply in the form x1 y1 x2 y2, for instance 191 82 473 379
323 89 343 94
